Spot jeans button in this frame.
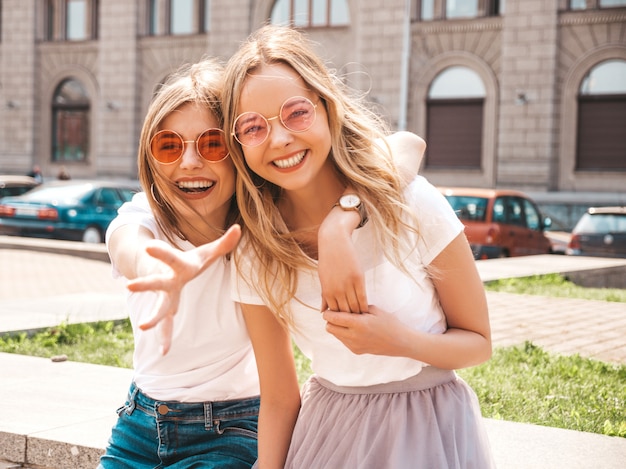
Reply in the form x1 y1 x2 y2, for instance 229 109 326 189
157 404 170 415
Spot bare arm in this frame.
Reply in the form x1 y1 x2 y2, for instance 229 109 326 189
322 232 492 369
242 304 301 469
108 224 163 280
317 131 426 314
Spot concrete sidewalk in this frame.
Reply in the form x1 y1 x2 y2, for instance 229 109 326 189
1 237 625 468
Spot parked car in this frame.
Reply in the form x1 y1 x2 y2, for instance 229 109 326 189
438 187 553 259
566 206 626 258
0 180 139 243
0 175 40 199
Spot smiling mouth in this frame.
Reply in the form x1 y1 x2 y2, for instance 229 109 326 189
273 150 306 169
177 180 215 193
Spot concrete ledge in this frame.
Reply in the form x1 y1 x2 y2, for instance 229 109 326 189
0 235 110 263
566 265 626 289
476 254 626 288
0 353 132 469
2 352 626 469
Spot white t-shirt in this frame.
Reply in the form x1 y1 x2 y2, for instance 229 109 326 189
106 192 259 402
232 176 464 387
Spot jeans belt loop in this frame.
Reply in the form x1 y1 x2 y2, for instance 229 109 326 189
126 384 139 415
204 401 213 430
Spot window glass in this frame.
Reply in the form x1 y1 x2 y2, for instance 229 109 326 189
580 60 626 95
171 0 194 35
600 0 626 6
294 0 309 27
493 198 505 223
204 0 211 31
444 196 488 221
421 0 435 20
429 66 486 99
98 188 120 206
523 199 541 230
312 0 327 26
271 0 290 24
66 0 87 40
506 198 525 227
330 0 349 25
149 0 161 35
446 0 479 18
570 0 587 9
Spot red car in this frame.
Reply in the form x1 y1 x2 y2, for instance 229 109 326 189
438 187 553 259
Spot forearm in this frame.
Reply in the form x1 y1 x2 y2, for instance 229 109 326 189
242 304 301 468
396 326 492 370
108 224 160 279
256 397 300 468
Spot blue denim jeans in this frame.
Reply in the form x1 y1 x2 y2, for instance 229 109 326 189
98 382 259 469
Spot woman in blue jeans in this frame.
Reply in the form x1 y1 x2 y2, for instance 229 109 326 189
98 57 425 468
97 58 260 469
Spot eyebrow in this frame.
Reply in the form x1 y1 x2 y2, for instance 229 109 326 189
236 113 263 127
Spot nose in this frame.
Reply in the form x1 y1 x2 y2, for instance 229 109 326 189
179 140 204 168
267 118 294 149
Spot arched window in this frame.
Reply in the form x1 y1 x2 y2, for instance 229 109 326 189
271 0 350 28
51 78 90 162
576 59 626 171
425 66 486 169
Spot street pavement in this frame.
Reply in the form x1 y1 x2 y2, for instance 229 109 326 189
0 237 625 468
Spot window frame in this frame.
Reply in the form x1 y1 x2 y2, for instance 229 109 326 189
51 79 91 164
270 0 350 28
146 0 211 36
43 0 98 42
412 0 504 22
565 0 626 11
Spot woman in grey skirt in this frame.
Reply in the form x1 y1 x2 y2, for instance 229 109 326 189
131 25 494 469
221 25 496 469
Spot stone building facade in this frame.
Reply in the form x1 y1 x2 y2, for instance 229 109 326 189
0 0 624 198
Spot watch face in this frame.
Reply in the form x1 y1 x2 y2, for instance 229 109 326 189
340 194 361 209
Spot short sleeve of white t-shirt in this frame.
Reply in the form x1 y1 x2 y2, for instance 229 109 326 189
106 191 158 279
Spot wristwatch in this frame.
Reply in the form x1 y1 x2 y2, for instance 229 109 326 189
334 194 368 228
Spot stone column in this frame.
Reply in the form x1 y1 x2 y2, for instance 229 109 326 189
96 0 139 178
497 0 560 190
0 0 37 173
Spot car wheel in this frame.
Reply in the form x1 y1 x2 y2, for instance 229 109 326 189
82 226 102 243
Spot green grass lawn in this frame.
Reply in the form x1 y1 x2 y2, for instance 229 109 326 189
1 274 624 437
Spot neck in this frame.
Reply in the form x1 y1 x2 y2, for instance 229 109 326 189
277 170 345 260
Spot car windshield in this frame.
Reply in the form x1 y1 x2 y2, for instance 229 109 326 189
444 195 488 221
578 213 626 233
16 184 93 203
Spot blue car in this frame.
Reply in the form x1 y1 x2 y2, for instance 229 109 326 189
0 180 139 243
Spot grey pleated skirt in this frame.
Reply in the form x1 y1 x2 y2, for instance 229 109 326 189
284 366 496 469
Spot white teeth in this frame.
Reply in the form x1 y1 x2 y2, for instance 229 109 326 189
177 180 214 190
273 151 306 169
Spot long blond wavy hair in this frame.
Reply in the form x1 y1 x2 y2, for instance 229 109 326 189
138 58 240 247
222 26 417 326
